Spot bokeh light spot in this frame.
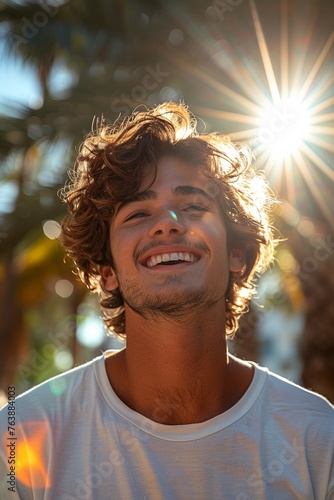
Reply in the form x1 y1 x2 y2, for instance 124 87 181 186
55 280 74 298
28 94 43 110
280 201 300 226
277 249 297 273
297 218 315 238
43 220 61 239
54 350 73 371
168 29 184 46
49 377 67 396
77 315 104 348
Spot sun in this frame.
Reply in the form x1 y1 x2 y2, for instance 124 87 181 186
255 97 311 166
183 0 334 229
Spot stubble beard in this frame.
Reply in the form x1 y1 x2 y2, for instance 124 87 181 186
116 271 224 322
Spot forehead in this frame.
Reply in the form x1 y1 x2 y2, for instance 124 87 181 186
142 155 212 191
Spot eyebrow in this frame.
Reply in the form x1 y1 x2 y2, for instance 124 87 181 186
115 190 156 215
115 185 213 215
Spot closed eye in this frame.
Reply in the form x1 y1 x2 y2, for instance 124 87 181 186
183 204 209 212
124 210 150 221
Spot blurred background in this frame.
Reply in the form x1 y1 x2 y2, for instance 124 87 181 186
0 0 333 404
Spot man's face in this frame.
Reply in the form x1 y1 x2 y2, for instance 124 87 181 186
102 156 244 320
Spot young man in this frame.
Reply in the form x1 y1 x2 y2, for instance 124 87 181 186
1 103 333 499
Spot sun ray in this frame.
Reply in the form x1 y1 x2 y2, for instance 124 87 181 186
166 0 334 222
228 65 271 109
255 148 279 181
303 81 334 111
176 9 275 111
266 156 284 194
160 48 265 116
307 95 334 115
250 0 281 105
192 106 262 126
309 126 334 135
306 135 334 154
280 0 289 100
227 129 262 143
210 52 274 111
309 112 334 125
290 18 318 98
300 141 334 181
298 31 334 102
292 150 334 230
283 155 297 204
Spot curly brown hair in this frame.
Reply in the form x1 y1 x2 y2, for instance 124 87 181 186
60 102 276 339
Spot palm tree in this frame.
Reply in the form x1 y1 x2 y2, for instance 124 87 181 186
0 0 215 391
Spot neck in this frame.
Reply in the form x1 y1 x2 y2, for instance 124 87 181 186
106 306 253 424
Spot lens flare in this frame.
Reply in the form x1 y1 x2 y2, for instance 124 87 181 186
2 421 52 489
169 210 178 221
183 0 334 229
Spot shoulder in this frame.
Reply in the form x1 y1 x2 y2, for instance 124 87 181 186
252 364 334 436
0 352 105 424
259 364 334 410
252 365 334 493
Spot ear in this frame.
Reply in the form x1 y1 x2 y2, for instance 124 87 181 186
101 265 119 292
229 248 245 272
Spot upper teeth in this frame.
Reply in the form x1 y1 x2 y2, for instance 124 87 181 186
146 252 197 268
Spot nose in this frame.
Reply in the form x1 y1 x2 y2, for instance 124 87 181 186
148 209 186 237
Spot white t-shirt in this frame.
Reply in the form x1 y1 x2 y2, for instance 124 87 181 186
0 350 333 500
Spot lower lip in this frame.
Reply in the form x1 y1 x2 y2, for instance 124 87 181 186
144 260 199 271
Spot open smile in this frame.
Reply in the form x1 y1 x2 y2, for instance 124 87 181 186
138 245 203 269
146 251 199 268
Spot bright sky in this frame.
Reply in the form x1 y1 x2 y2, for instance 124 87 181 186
0 41 40 214
0 40 42 115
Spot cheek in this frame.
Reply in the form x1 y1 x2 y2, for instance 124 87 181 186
205 222 227 250
110 229 140 265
